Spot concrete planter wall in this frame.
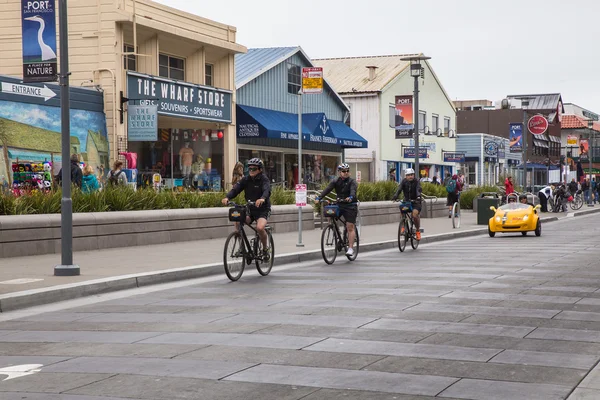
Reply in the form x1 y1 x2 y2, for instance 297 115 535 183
0 205 314 258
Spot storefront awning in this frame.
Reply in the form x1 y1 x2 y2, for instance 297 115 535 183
8 148 60 162
236 105 368 149
517 162 559 170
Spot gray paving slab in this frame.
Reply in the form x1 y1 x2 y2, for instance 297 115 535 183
575 363 600 390
0 372 113 394
304 338 502 362
527 327 600 343
365 356 586 386
557 310 600 322
176 345 385 370
65 374 319 400
406 303 561 318
489 349 598 369
299 388 461 400
224 364 459 396
0 330 162 343
442 290 581 304
0 355 72 368
73 312 237 324
42 356 256 379
438 378 571 400
11 312 101 322
2 394 132 400
0 342 205 358
272 298 419 310
215 312 377 328
362 318 535 338
138 332 325 350
567 388 600 400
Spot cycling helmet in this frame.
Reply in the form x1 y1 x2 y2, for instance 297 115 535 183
519 194 528 201
247 158 263 169
337 163 350 171
405 168 415 175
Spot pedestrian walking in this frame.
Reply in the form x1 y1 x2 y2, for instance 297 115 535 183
82 165 99 194
389 167 396 182
56 154 83 188
505 176 514 196
107 161 128 186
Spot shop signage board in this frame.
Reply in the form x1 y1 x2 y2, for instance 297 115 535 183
403 147 427 159
127 72 232 123
295 184 307 207
567 135 578 146
509 123 523 153
394 95 414 139
127 104 158 141
301 67 323 94
484 141 498 156
528 115 548 135
443 152 466 163
21 0 58 83
0 82 56 101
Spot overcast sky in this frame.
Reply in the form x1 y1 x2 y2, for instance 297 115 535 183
156 0 599 111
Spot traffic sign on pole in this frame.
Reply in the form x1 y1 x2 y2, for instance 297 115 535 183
302 67 323 94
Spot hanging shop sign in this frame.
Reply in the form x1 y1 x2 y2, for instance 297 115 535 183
443 152 466 163
394 95 414 139
21 0 58 83
127 72 232 123
484 141 498 156
403 147 428 159
567 135 578 146
301 67 323 94
509 123 523 153
528 115 548 135
127 104 158 141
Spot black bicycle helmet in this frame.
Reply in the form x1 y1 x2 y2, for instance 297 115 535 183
247 158 264 169
519 194 528 202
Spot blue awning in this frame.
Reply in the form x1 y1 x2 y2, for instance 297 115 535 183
236 105 368 148
328 120 368 148
516 162 559 170
7 148 61 162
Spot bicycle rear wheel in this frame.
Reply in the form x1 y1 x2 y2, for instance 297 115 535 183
321 225 338 264
571 196 583 210
398 217 407 252
452 202 461 229
223 232 245 281
256 230 275 276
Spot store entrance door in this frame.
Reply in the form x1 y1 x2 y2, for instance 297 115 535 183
284 154 298 190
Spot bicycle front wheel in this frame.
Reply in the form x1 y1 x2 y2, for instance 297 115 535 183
256 230 275 276
410 221 420 250
452 202 461 229
398 217 407 252
223 232 245 281
571 196 583 210
321 225 338 265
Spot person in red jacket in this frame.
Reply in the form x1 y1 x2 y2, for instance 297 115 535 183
505 176 515 195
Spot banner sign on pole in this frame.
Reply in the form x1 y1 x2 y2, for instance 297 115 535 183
301 67 323 94
295 184 307 207
509 123 523 153
443 152 466 163
403 147 428 159
567 135 578 146
394 95 414 139
21 0 58 83
127 104 158 141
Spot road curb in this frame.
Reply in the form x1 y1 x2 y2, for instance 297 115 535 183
0 214 570 312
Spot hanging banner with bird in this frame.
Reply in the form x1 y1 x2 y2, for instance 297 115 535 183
21 0 58 83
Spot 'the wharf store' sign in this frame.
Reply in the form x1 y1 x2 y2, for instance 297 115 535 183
126 72 232 123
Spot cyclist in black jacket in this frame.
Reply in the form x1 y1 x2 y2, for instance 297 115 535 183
315 163 358 257
222 158 271 255
392 168 423 240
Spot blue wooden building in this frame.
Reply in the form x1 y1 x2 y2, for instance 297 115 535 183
235 47 367 188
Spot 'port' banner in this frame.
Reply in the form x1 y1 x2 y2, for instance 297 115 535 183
21 0 58 83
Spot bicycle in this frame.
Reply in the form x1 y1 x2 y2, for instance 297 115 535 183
452 192 461 229
570 189 584 210
319 199 360 265
223 201 275 281
396 200 421 252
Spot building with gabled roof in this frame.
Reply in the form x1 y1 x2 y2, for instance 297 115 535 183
315 54 458 182
235 46 367 189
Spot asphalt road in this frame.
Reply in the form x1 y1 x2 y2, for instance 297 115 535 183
0 214 599 400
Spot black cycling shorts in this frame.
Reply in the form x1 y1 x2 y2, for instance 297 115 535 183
248 207 271 222
339 205 358 224
447 192 458 206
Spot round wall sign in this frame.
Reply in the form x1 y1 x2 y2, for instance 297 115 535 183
528 115 548 135
484 141 498 156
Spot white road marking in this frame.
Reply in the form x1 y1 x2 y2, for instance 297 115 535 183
0 364 43 381
0 279 44 285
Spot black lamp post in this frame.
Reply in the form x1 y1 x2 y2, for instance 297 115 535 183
588 119 594 206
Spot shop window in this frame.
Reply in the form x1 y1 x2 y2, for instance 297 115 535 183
444 117 451 134
205 63 213 86
287 63 301 94
123 45 136 72
159 54 185 81
418 111 426 133
432 114 439 134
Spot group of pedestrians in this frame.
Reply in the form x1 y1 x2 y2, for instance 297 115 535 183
56 154 129 193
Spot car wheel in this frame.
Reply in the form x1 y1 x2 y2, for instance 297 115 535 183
488 226 495 237
535 221 541 237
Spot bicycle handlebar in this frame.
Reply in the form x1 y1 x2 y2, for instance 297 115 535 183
227 200 257 207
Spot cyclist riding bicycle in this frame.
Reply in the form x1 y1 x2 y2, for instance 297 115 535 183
222 158 271 257
314 163 358 257
392 168 423 240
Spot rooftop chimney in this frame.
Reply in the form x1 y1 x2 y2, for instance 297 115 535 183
366 65 378 81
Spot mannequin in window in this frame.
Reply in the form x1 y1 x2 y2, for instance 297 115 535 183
179 141 194 181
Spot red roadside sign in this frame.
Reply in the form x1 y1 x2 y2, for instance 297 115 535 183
528 115 548 135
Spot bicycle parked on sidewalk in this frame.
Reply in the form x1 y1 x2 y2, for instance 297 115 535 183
395 200 421 252
223 201 275 281
319 199 360 265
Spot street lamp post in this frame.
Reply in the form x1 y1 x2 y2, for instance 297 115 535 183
401 55 431 177
588 119 594 206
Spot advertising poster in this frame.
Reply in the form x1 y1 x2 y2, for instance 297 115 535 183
567 135 578 146
21 0 58 83
509 123 523 153
394 95 414 139
580 139 589 160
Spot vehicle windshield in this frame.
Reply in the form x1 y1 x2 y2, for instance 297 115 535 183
499 203 530 211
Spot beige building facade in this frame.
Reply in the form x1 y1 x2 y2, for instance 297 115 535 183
0 0 246 188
